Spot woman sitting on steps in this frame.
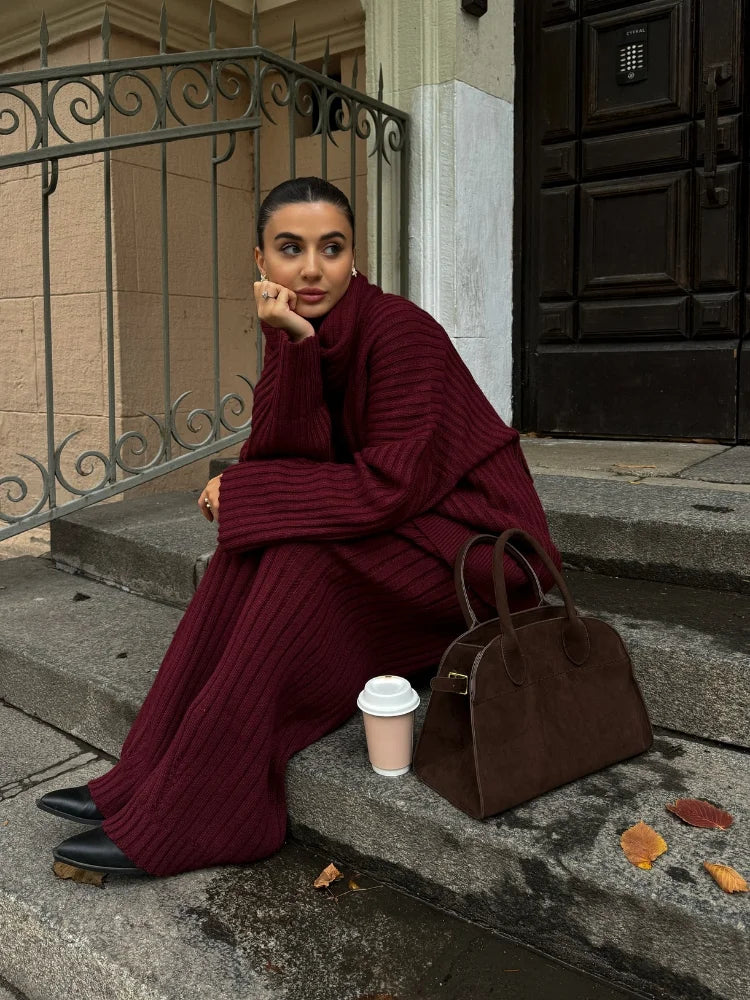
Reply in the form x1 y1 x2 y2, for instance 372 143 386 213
37 175 561 877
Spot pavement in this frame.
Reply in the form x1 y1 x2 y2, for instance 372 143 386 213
518 437 750 489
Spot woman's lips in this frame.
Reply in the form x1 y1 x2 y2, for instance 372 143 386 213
297 290 326 302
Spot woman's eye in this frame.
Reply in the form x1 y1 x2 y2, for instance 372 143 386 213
280 244 301 254
324 244 343 255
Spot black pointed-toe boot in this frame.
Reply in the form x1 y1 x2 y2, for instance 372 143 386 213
36 784 104 826
53 826 149 875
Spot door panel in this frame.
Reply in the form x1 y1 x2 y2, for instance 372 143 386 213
582 123 691 176
578 296 688 339
582 2 692 131
535 345 738 438
540 23 578 142
539 187 577 297
578 172 690 295
521 0 746 441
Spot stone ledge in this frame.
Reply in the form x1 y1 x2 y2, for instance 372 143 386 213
2 663 748 1000
536 475 750 592
0 736 643 1000
50 490 217 608
35 498 750 747
0 1 251 67
290 715 750 1000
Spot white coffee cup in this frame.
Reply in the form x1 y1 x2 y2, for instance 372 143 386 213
356 675 420 776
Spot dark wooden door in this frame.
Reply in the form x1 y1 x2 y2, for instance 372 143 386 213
519 0 748 441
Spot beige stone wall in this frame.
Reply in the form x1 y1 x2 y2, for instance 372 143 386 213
0 0 369 541
104 27 256 499
0 25 256 527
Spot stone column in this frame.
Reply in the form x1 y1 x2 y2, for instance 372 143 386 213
364 0 515 419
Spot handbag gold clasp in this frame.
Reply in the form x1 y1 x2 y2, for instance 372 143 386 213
448 671 468 695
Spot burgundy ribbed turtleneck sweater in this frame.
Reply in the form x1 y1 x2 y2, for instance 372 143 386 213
87 272 560 876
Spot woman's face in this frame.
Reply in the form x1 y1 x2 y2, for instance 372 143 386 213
255 200 355 319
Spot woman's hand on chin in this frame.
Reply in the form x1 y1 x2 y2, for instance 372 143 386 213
253 281 315 343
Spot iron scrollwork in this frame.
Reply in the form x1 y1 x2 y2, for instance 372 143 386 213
0 1 408 539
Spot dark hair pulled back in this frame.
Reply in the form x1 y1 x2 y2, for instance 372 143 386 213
256 176 355 249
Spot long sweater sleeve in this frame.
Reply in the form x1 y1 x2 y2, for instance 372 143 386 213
238 326 333 463
217 323 457 553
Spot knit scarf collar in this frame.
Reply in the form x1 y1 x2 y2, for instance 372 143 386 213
261 272 383 392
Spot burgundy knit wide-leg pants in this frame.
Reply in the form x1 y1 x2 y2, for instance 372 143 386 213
87 532 492 877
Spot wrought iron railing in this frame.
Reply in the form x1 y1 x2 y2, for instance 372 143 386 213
0 1 409 541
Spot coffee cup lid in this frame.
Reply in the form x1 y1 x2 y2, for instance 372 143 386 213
356 674 420 717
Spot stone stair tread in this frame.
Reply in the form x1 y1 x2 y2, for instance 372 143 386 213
50 491 217 606
535 474 750 592
51 478 750 612
4 544 750 752
566 569 750 652
2 558 749 999
0 708 646 1000
0 556 180 754
535 474 750 524
289 707 750 1000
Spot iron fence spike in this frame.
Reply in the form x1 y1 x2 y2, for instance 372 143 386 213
291 20 297 60
378 64 384 101
252 0 259 44
351 52 359 89
40 13 49 65
101 6 111 57
322 36 330 77
159 1 168 53
208 0 217 47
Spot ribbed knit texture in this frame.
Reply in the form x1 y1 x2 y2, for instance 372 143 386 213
87 272 560 877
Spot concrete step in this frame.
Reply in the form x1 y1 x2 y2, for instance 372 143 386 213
210 453 750 593
565 571 750 749
50 475 750 611
535 475 750 594
2 671 747 1000
17 543 750 749
49 491 217 608
1 705 645 1000
0 556 180 756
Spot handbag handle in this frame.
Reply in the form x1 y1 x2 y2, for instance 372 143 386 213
455 532 549 629
492 528 590 684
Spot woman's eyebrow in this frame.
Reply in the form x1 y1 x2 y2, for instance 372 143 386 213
273 231 347 242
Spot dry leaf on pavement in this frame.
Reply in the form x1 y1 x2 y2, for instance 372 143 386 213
620 821 668 869
313 862 343 889
703 862 748 894
666 798 734 829
52 861 106 886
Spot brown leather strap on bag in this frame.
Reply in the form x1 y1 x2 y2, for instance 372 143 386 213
492 529 590 684
454 533 549 628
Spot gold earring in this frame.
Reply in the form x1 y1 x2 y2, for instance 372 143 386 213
351 264 358 277
260 270 267 281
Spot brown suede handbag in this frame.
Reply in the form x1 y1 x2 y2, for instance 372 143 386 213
412 528 653 819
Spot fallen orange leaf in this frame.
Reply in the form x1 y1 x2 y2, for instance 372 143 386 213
620 821 667 869
704 862 748 894
666 798 733 829
313 862 343 889
52 861 106 886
